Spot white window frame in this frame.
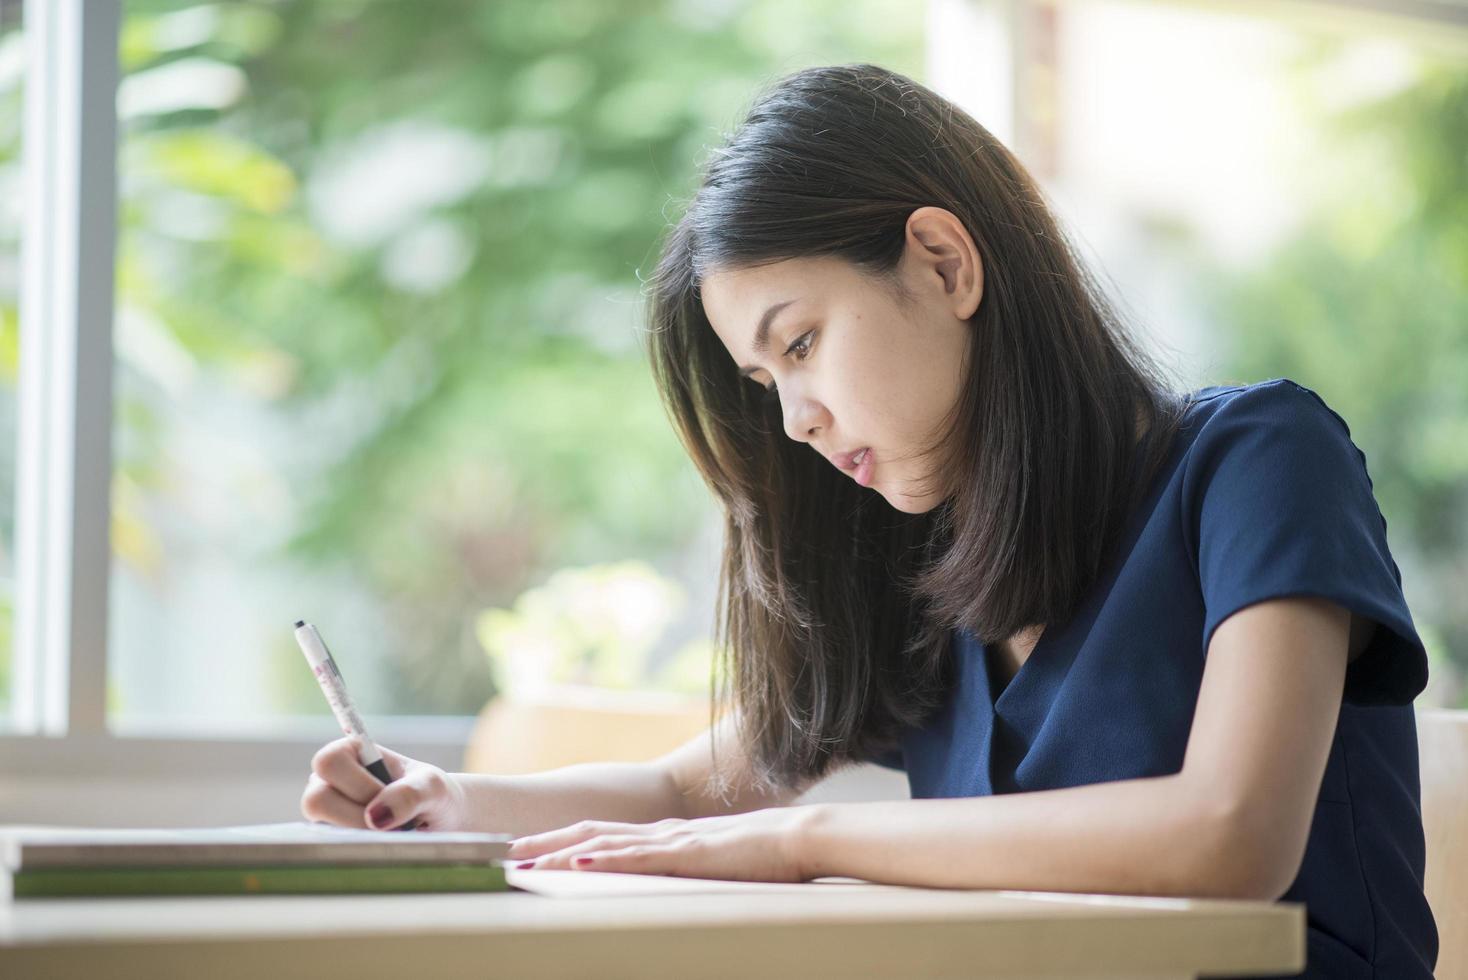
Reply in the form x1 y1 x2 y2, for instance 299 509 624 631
2 0 1463 795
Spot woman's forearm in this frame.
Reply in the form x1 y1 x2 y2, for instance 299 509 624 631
452 762 685 837
798 773 1271 900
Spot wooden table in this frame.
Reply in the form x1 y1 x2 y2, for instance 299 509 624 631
0 869 1305 979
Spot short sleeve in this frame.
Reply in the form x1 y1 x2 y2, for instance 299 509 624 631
1181 379 1428 706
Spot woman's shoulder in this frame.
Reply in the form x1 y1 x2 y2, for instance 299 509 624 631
1177 376 1358 453
1186 375 1337 417
1167 375 1379 513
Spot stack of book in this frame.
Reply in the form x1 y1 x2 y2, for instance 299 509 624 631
0 821 514 898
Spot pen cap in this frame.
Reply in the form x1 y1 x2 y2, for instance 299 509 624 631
294 620 333 671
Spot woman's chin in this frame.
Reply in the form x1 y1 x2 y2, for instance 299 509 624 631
882 488 938 515
878 480 950 515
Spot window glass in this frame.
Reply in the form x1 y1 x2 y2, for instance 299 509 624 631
109 0 925 731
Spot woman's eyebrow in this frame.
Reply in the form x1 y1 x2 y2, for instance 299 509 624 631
736 299 798 378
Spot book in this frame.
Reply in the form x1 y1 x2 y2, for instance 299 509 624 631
2 821 513 869
9 863 508 898
0 821 515 899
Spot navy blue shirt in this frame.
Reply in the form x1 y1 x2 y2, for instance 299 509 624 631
867 378 1436 979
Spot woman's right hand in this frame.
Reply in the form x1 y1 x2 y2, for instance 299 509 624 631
301 737 471 833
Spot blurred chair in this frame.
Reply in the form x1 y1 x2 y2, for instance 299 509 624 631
1417 708 1467 980
462 686 715 775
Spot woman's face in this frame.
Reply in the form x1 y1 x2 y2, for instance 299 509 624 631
700 210 984 515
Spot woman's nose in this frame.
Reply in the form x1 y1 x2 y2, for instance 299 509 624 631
781 388 829 444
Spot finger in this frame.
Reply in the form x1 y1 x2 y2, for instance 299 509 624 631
311 737 386 804
516 834 654 871
361 766 444 831
507 818 679 859
568 846 676 876
300 773 371 828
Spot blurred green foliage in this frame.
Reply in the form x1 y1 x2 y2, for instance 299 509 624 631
1 2 1460 721
103 0 924 716
476 559 712 696
1204 50 1468 707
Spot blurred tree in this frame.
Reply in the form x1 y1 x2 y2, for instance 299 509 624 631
1202 49 1468 707
103 0 925 717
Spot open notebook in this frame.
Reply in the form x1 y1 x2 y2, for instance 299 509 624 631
503 867 882 896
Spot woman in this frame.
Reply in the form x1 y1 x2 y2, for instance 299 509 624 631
302 64 1436 978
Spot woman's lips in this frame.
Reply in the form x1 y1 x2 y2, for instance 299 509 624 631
829 447 875 486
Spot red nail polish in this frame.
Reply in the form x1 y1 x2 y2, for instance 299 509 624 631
516 861 536 870
368 804 393 828
574 856 593 866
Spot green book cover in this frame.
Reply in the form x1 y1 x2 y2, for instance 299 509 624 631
10 862 509 898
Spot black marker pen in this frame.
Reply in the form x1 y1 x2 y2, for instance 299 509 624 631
294 619 420 831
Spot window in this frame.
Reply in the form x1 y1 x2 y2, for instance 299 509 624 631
1 0 924 785
106 0 923 737
5 1 1461 809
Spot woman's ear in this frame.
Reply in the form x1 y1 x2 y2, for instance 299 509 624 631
902 206 984 321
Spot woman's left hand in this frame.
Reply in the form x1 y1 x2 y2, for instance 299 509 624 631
504 806 823 882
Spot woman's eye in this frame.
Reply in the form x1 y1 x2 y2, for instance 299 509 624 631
757 331 815 402
787 330 814 361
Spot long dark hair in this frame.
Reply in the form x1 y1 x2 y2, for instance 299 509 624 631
643 64 1188 801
